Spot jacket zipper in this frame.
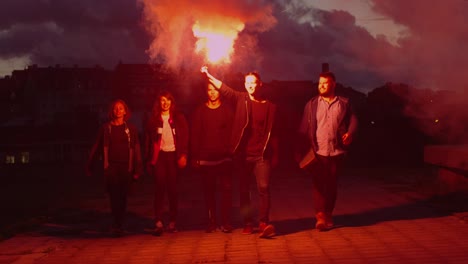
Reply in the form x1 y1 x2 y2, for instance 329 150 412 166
233 99 249 152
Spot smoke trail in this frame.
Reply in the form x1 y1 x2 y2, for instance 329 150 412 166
138 0 277 72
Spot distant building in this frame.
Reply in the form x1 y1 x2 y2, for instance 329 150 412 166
0 64 113 165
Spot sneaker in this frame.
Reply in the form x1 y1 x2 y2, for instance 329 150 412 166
205 222 217 233
154 221 164 236
221 224 233 233
167 221 178 233
241 223 253 235
315 212 327 231
325 214 334 229
258 222 276 238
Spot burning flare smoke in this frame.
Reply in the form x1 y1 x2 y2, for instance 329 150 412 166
138 0 276 69
192 18 245 64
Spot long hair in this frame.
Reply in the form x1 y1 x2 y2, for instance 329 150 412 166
108 99 131 121
151 90 176 118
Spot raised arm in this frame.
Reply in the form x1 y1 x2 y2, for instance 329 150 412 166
200 66 222 89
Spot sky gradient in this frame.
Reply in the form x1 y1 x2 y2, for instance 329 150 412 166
1 0 467 93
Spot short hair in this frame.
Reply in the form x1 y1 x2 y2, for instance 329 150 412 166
108 99 131 121
319 71 336 82
245 71 262 84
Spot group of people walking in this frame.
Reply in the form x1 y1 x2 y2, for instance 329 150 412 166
85 66 357 238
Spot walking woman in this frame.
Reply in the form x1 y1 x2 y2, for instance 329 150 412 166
86 99 143 236
144 90 188 235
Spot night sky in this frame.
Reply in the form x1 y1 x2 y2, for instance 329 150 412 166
1 0 467 93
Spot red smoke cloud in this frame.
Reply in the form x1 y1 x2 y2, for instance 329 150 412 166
370 0 468 92
138 0 277 72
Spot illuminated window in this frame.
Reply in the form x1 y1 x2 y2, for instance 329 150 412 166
20 152 30 164
6 155 15 164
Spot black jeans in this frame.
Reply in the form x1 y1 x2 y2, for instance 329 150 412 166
105 162 132 227
238 157 271 224
152 151 178 223
307 154 345 216
199 161 233 226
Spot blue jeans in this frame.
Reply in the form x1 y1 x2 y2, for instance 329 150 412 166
239 157 271 224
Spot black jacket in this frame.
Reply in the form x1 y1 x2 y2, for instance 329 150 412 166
219 83 277 158
88 121 143 176
144 111 189 163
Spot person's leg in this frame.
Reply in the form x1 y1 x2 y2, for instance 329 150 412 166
310 155 328 214
309 155 329 230
324 154 345 227
106 165 120 228
219 161 233 232
115 163 132 230
254 159 271 224
201 165 217 232
166 151 178 231
254 158 275 238
239 159 254 233
153 152 168 230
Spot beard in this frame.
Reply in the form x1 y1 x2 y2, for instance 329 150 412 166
319 88 334 97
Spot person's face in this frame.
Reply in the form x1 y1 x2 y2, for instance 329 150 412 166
244 75 260 95
207 83 220 102
318 76 335 97
160 96 172 112
113 102 126 119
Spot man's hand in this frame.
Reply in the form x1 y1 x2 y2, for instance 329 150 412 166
342 133 353 146
178 155 187 169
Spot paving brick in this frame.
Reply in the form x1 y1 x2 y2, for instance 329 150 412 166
1 168 467 263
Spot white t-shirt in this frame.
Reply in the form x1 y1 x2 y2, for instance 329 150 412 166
160 114 176 152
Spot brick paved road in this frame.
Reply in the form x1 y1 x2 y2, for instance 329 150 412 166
0 166 466 263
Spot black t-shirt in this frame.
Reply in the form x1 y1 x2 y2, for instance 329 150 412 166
196 104 233 161
245 101 268 158
108 124 129 163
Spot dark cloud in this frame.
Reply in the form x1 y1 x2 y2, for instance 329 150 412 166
255 0 468 93
258 5 400 90
367 0 468 139
369 0 468 92
1 0 467 94
0 0 149 69
0 23 60 59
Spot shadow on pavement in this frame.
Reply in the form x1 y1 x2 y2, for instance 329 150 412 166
1 163 467 240
274 190 467 236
